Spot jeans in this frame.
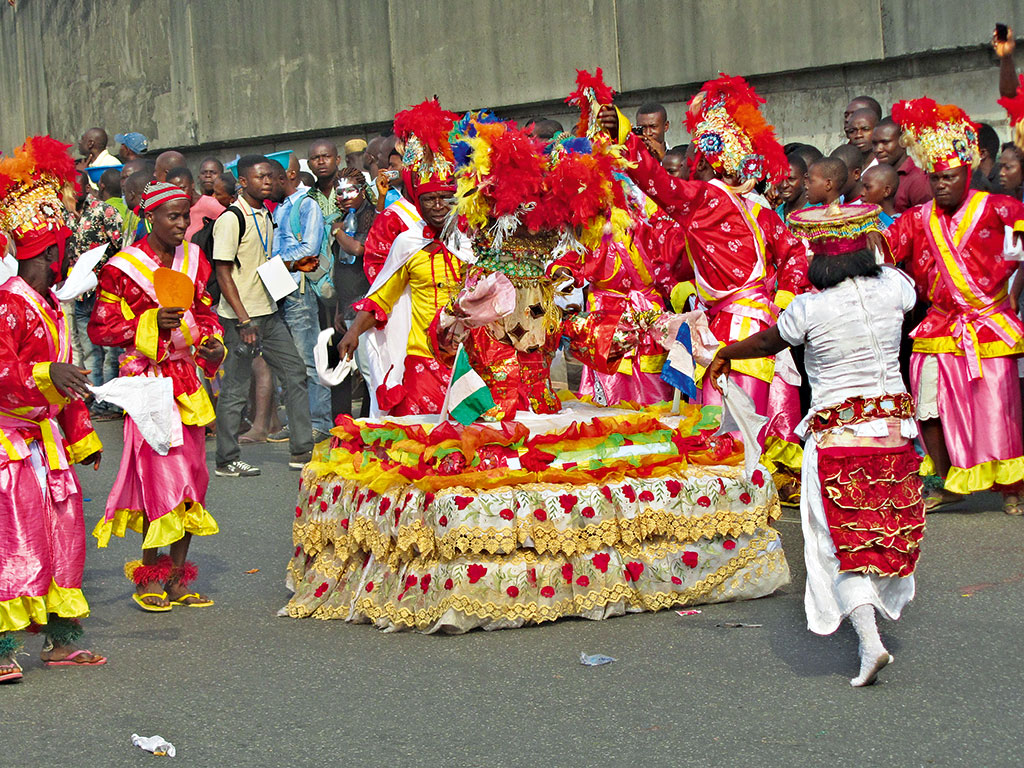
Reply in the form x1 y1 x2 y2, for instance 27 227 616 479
215 311 313 465
74 295 119 387
280 287 332 433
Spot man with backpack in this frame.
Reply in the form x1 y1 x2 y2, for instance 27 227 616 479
212 154 313 477
269 157 332 441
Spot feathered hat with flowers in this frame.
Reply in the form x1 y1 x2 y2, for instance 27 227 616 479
891 97 980 173
393 98 460 208
998 75 1024 153
0 135 77 261
686 74 788 187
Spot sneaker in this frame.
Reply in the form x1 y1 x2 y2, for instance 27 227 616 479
289 451 313 470
215 460 261 477
312 429 333 443
267 426 290 443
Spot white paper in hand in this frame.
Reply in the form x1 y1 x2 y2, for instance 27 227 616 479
54 243 107 301
314 328 357 387
256 256 299 301
714 375 768 478
1003 226 1024 261
91 377 177 455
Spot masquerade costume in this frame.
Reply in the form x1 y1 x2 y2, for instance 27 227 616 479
88 182 223 584
614 75 809 465
777 203 924 685
885 99 1024 496
0 136 103 666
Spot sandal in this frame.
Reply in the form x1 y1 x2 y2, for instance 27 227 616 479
42 649 107 667
0 657 22 683
924 489 964 512
1004 495 1024 516
132 592 173 612
170 592 214 608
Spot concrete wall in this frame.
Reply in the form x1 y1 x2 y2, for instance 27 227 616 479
0 0 1021 165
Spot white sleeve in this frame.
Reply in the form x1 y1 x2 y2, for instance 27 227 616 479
882 265 917 312
776 294 809 347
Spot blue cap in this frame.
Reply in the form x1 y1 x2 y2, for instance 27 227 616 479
114 132 149 155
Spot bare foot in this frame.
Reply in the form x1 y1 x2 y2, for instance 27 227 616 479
238 430 268 444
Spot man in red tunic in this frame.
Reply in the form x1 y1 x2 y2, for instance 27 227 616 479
0 136 106 682
89 181 225 610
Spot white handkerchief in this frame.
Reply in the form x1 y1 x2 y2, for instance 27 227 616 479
714 375 769 478
256 256 299 301
54 243 107 301
91 377 177 455
314 328 357 387
1003 226 1024 261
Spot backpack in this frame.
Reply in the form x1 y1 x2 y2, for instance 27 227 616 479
190 207 245 306
288 193 338 300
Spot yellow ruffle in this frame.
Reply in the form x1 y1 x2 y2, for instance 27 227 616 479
0 580 89 633
944 456 1024 495
93 499 219 549
760 436 804 473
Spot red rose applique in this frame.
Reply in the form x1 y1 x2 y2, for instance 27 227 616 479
500 508 515 520
455 496 473 510
420 574 431 592
561 563 574 583
424 492 435 509
666 480 681 497
380 498 391 514
559 494 578 514
320 501 328 512
600 486 614 502
366 490 378 501
671 576 682 585
622 485 637 503
639 490 655 503
332 485 342 502
682 551 698 568
625 561 645 581
365 581 375 592
444 578 454 590
576 575 590 587
723 540 737 550
506 585 519 598
439 515 449 527
527 567 538 586
294 546 301 556
405 575 418 589
340 518 349 530
739 492 752 504
533 509 548 522
541 586 555 598
581 506 596 518
592 553 610 573
314 485 323 498
314 582 329 597
717 478 726 494
697 496 712 508
468 564 487 584
295 506 302 518
751 470 765 488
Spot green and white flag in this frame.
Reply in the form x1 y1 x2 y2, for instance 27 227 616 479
440 343 495 425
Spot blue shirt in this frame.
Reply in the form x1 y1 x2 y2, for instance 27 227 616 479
272 188 325 285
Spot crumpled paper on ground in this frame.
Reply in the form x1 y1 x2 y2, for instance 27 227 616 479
580 652 616 666
714 374 768 478
91 377 176 455
131 733 176 757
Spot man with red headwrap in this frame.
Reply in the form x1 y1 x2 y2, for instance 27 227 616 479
89 180 225 611
0 136 106 682
337 100 473 416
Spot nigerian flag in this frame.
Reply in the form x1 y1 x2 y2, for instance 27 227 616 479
441 344 495 425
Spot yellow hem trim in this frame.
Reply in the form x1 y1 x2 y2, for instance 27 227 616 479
68 431 102 464
0 580 89 633
944 456 1024 495
760 436 804 472
31 362 66 405
93 499 219 549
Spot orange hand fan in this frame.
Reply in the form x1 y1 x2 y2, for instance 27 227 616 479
154 267 194 308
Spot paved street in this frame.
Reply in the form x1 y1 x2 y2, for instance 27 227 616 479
3 419 1023 767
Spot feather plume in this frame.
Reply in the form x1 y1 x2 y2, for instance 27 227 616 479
0 135 75 200
566 68 616 138
393 99 459 160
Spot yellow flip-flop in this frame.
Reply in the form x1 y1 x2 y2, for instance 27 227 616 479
132 592 172 612
170 592 214 608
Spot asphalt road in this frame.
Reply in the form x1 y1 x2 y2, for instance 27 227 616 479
2 420 1023 768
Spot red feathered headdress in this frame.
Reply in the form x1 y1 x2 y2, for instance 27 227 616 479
0 135 76 261
686 73 787 185
998 74 1024 152
891 97 980 173
393 99 460 205
565 68 616 139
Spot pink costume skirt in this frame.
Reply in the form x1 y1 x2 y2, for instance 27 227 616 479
579 367 673 407
910 352 1024 494
0 444 89 631
94 420 218 549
